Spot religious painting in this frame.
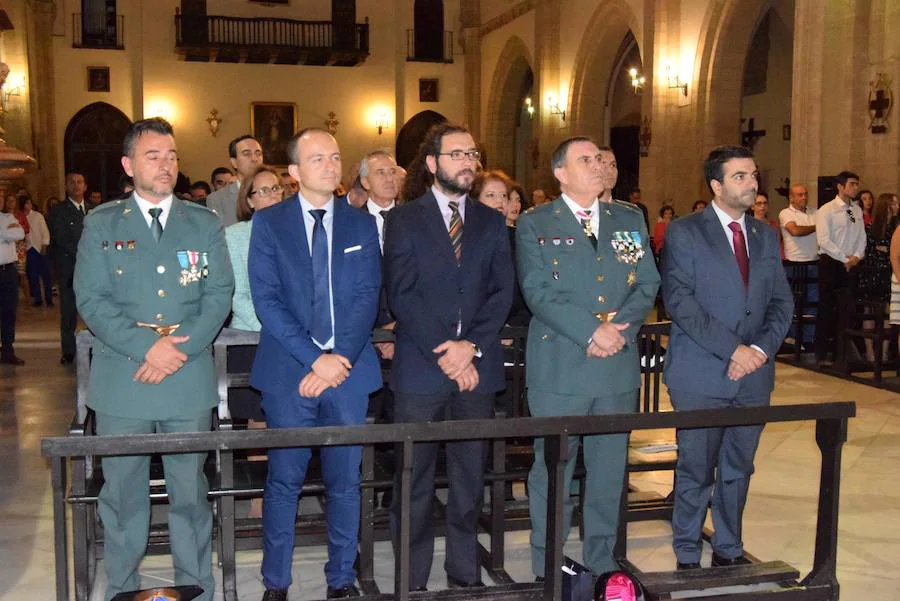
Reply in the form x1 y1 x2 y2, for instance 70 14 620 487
868 72 893 134
419 79 439 103
250 102 298 167
87 67 110 93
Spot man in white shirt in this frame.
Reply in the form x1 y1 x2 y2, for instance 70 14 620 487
0 208 24 364
814 171 865 365
779 184 818 349
22 195 53 307
206 136 262 227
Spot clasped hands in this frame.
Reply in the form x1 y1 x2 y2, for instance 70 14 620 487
844 255 861 272
727 344 766 381
299 353 353 398
134 335 191 384
433 340 479 392
587 322 630 358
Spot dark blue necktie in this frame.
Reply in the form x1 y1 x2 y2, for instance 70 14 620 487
310 209 332 344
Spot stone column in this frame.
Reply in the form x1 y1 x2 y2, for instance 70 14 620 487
460 0 481 138
533 0 561 192
24 0 60 203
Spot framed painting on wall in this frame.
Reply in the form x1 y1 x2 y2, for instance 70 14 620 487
87 67 110 92
250 102 298 167
419 79 439 103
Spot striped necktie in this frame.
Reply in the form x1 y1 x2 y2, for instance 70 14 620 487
448 200 463 263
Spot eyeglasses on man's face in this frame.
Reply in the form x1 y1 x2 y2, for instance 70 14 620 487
250 184 283 198
438 150 481 162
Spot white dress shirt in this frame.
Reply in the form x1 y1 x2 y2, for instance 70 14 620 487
561 193 600 234
67 197 87 215
0 212 24 265
298 193 335 349
779 205 818 261
25 210 51 251
134 193 174 229
432 185 466 230
365 198 395 251
816 195 866 263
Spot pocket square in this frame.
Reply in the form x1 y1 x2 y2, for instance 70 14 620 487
343 245 362 254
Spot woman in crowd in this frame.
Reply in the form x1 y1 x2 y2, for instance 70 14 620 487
508 183 526 227
859 189 875 227
691 200 707 213
472 169 511 216
859 193 897 362
5 194 27 276
223 165 284 518
652 204 675 256
18 195 53 307
889 203 900 352
751 192 783 257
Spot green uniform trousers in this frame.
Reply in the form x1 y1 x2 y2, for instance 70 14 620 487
527 389 635 577
96 410 214 601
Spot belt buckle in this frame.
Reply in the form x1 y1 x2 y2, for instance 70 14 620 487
136 322 181 337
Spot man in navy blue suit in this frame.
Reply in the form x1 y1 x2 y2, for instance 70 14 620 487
249 128 383 600
383 122 514 591
661 146 793 570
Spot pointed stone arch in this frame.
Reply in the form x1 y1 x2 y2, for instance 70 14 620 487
483 35 533 185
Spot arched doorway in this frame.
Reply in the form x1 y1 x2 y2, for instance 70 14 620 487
484 36 534 192
739 2 794 213
64 102 131 201
607 31 643 200
395 110 447 169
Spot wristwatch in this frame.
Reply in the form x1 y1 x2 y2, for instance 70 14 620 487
470 341 483 358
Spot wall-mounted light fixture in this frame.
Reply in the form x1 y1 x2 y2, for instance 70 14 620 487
375 111 389 135
206 108 222 137
546 94 566 122
3 72 23 104
629 68 646 95
524 97 535 119
666 65 688 97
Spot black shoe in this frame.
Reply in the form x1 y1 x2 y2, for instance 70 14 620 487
60 354 74 365
676 561 701 571
326 584 360 598
711 552 751 567
447 574 485 588
262 589 288 601
0 353 24 366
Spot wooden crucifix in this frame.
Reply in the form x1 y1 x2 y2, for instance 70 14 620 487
741 118 767 150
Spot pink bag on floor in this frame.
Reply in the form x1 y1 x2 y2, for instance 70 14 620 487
595 570 645 601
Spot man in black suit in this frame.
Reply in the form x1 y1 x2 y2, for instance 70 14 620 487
383 122 514 591
49 172 93 364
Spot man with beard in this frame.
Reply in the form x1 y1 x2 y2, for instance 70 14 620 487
660 145 792 570
74 118 234 600
517 136 659 579
383 122 513 591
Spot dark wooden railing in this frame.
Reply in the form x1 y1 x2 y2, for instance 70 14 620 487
175 13 370 65
72 13 124 50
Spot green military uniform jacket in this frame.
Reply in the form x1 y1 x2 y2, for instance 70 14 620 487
74 195 234 420
516 196 660 396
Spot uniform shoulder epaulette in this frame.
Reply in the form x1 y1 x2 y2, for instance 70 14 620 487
528 202 555 215
183 201 216 214
612 199 642 214
90 199 124 214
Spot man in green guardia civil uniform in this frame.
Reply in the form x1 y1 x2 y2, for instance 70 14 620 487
516 138 660 578
74 118 234 601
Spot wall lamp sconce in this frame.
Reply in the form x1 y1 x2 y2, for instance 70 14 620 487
666 65 688 97
375 112 389 135
629 68 646 95
3 73 23 104
546 95 566 122
206 108 222 137
524 97 535 119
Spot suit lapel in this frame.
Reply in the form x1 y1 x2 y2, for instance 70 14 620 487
284 198 314 290
551 198 595 253
420 192 457 266
118 196 156 253
745 216 763 286
331 199 348 292
459 197 486 266
158 198 190 254
700 207 745 290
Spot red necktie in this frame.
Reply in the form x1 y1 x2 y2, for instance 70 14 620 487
728 221 749 287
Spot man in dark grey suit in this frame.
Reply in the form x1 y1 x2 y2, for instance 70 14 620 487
660 145 793 570
206 135 262 226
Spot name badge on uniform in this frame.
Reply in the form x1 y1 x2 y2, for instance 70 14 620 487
101 241 109 251
127 240 136 250
565 237 574 246
610 231 645 265
552 237 561 246
115 240 124 251
538 237 545 246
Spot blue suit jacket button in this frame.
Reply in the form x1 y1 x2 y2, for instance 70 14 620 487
745 310 752 316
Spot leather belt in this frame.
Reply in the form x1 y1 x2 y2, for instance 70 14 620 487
136 322 181 337
594 310 618 322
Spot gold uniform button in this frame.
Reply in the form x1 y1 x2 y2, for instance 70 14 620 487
157 289 166 298
541 334 549 341
596 256 603 262
596 275 605 282
115 267 123 275
157 265 166 274
598 295 606 303
552 258 559 266
156 313 165 322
